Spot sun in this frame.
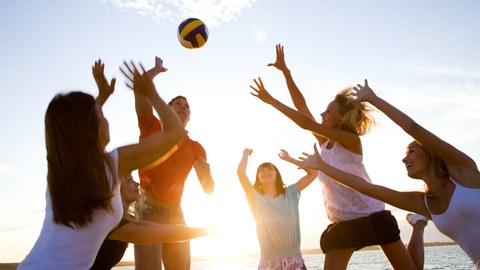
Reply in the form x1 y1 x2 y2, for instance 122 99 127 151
181 177 260 259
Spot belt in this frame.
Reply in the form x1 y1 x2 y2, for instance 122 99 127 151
144 188 180 208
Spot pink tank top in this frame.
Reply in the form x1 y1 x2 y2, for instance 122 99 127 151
319 140 384 222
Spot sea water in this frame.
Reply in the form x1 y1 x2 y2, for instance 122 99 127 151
114 245 475 270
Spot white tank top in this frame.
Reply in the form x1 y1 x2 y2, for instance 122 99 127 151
18 150 123 270
319 140 384 222
425 177 480 268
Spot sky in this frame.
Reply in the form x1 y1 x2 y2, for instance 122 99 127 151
1 0 480 264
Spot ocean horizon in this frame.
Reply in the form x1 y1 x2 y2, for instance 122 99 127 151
113 245 475 270
2 244 473 270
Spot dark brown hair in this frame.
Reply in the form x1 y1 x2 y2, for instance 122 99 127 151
253 162 286 195
168 95 188 106
45 92 115 228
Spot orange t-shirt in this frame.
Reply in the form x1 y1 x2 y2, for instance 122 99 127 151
138 114 206 204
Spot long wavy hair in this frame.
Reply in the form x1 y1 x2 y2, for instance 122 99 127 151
253 162 286 195
334 88 376 136
45 92 115 228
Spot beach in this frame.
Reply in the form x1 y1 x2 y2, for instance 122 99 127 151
3 243 473 270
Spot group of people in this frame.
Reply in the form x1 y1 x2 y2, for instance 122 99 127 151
17 43 479 270
18 59 215 270
243 44 480 269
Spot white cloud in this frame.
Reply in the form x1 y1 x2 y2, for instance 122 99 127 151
102 0 257 26
409 65 480 79
0 164 14 173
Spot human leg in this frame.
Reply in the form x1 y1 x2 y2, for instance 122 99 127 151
406 213 428 269
160 205 190 270
319 218 368 270
161 241 190 270
134 200 172 270
324 248 355 270
380 240 418 270
321 211 405 269
134 243 163 270
367 210 421 269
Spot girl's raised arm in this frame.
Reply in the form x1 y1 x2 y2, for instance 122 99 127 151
237 148 255 207
299 145 429 217
117 61 186 178
353 80 479 179
278 149 317 192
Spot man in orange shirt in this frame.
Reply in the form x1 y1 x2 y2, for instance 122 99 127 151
133 57 214 270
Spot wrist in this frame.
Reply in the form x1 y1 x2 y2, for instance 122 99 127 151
368 94 381 104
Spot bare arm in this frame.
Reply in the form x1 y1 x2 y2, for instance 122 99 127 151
135 57 168 119
250 77 361 152
353 80 480 183
117 61 186 178
193 157 215 194
237 148 254 207
108 220 209 244
278 149 318 192
268 44 324 144
299 144 430 218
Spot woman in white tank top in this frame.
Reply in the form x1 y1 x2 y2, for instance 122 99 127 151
18 60 187 270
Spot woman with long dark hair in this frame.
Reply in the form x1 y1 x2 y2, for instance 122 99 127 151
18 60 186 270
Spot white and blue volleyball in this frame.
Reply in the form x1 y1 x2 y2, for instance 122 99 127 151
177 18 209 49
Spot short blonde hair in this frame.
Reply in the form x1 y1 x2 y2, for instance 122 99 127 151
334 87 375 135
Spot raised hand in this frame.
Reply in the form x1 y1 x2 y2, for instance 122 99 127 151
352 79 376 103
298 144 322 170
120 61 155 97
153 56 168 73
249 77 275 104
278 149 294 163
92 59 116 106
146 56 168 78
267 44 288 71
243 148 253 157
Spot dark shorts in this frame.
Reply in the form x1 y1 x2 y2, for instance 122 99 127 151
320 210 400 253
136 202 190 269
141 202 186 225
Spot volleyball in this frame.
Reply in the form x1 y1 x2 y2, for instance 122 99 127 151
177 18 209 49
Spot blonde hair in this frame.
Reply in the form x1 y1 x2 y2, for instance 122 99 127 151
408 141 449 178
334 87 375 135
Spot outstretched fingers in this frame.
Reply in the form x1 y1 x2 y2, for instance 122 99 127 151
249 77 263 96
278 149 290 160
109 78 116 89
276 43 284 57
299 144 319 164
92 59 104 79
267 43 285 68
120 61 138 90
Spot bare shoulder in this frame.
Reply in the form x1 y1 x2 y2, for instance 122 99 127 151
450 166 480 188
